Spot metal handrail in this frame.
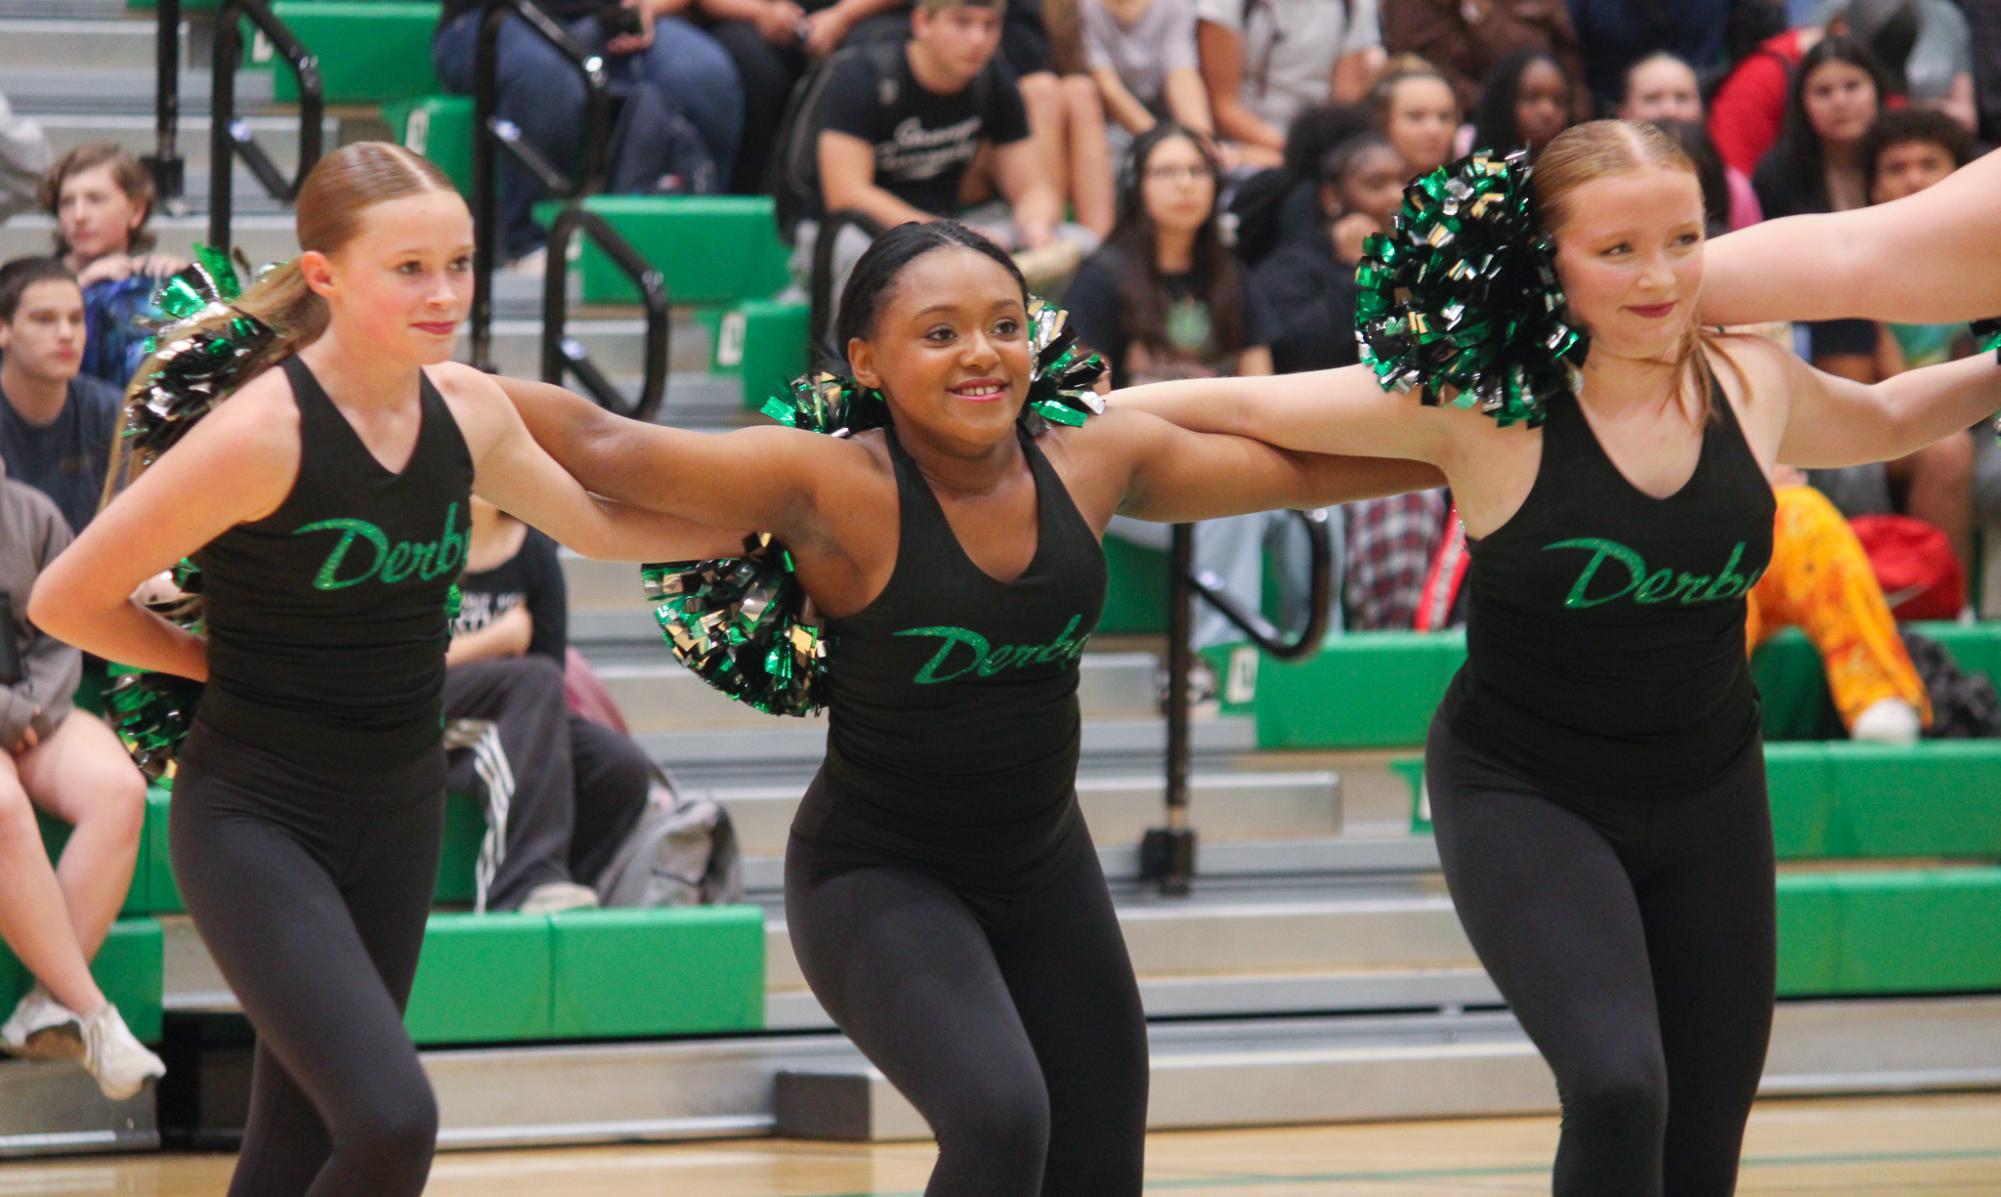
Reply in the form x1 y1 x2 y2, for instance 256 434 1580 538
541 206 668 422
144 0 186 209
468 0 611 372
210 0 323 251
1143 508 1336 896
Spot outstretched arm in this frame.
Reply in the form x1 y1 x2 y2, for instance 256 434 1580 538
1078 407 1442 524
482 371 854 543
444 368 753 562
1702 152 2001 326
1775 344 2001 470
1110 364 1452 466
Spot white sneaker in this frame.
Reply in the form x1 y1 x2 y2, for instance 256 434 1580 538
80 1004 165 1101
503 247 549 278
1 984 84 1062
517 881 601 915
1851 697 1922 745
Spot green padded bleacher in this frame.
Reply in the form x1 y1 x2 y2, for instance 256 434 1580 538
1401 741 2001 861
404 906 764 1044
713 297 809 414
262 2 441 105
1257 622 2001 750
531 196 792 307
0 920 164 1044
382 94 473 196
1775 867 2001 996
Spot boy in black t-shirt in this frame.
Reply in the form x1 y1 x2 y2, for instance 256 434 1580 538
810 0 1095 311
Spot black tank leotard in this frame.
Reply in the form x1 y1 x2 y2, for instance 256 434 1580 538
1427 376 1779 1197
786 425 1146 1197
173 356 473 1197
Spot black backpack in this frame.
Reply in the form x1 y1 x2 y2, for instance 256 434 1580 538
763 38 994 243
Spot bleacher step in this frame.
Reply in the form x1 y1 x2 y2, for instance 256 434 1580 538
714 767 1340 858
773 997 2001 1141
0 1060 159 1158
0 17 176 74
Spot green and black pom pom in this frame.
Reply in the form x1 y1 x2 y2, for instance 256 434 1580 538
642 297 1105 718
1356 149 1587 428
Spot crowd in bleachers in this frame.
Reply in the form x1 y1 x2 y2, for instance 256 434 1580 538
0 0 1998 1097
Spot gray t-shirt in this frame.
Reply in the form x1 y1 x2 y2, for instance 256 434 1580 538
1084 0 1199 111
1193 0 1381 132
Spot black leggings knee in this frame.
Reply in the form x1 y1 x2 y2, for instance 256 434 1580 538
1425 716 1776 1197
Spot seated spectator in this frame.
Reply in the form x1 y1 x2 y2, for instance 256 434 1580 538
1194 0 1381 168
838 0 1115 236
1343 490 1452 631
812 0 1093 312
1752 36 1892 220
446 497 658 914
1568 0 1733 112
432 0 744 268
0 456 159 1098
1250 132 1403 375
1805 105 1978 581
1382 0 1589 123
1082 0 1214 162
1372 62 1460 178
1622 53 1762 229
1469 49 1578 159
39 145 186 389
1063 124 1266 383
1066 126 1312 671
698 0 916 193
1748 468 1930 743
1708 0 1916 178
0 91 50 226
0 259 120 537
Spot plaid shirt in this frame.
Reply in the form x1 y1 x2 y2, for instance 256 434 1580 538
1343 490 1450 631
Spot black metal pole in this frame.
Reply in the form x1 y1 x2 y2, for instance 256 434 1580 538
1142 522 1198 897
208 3 238 252
469 6 504 372
146 0 186 209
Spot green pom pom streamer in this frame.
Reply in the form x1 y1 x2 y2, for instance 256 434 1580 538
109 247 273 776
1356 149 1587 428
646 295 1105 718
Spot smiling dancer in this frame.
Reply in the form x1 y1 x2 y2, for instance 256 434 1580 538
494 220 1438 1195
1117 121 2001 1195
30 142 740 1197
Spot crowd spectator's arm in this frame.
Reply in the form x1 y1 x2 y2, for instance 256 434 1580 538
1162 67 1215 136
993 139 1062 249
3 502 79 753
802 0 905 57
445 603 533 669
1092 66 1156 135
819 130 935 228
1929 70 1978 132
1196 20 1285 153
1330 0 1383 103
699 0 806 45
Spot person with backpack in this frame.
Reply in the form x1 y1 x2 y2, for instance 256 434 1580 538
1193 0 1381 168
431 0 745 270
798 0 1094 324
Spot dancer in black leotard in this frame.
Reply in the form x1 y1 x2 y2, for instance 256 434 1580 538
1121 120 2001 1195
31 142 740 1197
497 220 1439 1196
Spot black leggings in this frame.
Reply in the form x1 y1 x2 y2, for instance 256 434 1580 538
1425 715 1776 1197
785 798 1148 1196
172 719 444 1197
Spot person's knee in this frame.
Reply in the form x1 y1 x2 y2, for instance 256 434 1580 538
0 779 36 849
937 1072 1051 1166
1017 71 1061 115
1560 1045 1668 1146
347 1077 439 1164
1060 74 1104 122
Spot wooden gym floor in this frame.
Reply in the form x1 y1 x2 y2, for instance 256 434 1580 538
6 1092 1998 1195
